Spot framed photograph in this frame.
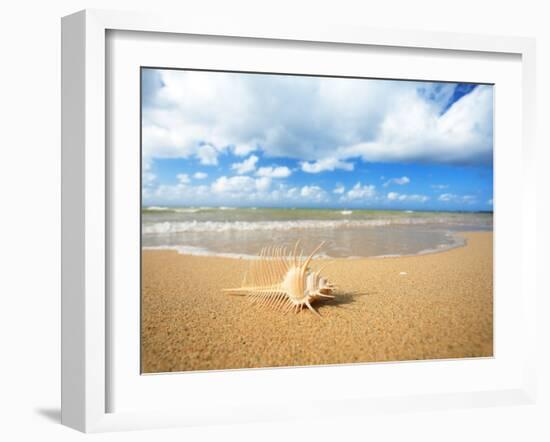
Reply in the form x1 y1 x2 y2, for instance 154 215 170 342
139 67 496 374
61 9 538 432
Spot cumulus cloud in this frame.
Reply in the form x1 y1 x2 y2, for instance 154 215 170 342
231 155 259 174
300 158 354 173
142 69 493 167
255 177 272 192
213 176 253 193
336 85 493 165
383 176 410 187
387 192 429 203
300 185 327 201
142 170 156 186
153 183 204 201
333 184 345 194
176 173 190 184
342 182 377 201
151 173 335 206
141 161 157 199
196 145 219 166
256 166 292 178
142 70 492 209
233 143 257 156
438 193 476 204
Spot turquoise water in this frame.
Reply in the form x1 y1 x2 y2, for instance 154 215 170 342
142 207 492 258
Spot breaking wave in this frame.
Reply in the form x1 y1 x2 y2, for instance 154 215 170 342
142 217 486 235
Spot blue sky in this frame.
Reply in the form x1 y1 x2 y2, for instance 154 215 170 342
142 69 493 211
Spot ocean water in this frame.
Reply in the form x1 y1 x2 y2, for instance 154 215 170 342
142 207 493 258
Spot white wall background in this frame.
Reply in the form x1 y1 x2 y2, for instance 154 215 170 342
0 1 548 441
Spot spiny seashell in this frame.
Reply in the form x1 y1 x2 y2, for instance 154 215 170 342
223 241 335 317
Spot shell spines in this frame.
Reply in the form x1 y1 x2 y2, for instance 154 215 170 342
223 241 335 316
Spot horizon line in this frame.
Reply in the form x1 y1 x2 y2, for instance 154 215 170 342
142 204 493 213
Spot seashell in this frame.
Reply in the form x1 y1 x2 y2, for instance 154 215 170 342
223 241 335 317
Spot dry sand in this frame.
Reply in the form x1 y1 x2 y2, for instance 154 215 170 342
141 231 493 373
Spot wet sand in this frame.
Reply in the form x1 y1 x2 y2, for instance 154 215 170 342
141 232 493 373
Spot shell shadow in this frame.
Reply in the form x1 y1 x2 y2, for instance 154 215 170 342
318 290 374 309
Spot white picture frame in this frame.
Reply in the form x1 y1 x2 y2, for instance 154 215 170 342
61 9 538 433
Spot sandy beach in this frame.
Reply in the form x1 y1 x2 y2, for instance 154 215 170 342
141 231 493 373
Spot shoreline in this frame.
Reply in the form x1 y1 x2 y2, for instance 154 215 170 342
141 230 483 261
141 231 493 373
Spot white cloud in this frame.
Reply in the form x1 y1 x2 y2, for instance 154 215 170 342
438 193 476 204
383 176 410 187
153 183 210 201
142 162 157 200
256 166 292 178
431 184 449 190
285 187 299 198
300 185 327 201
337 86 493 165
212 176 254 193
196 145 219 166
412 194 427 202
193 172 208 179
143 171 156 185
342 182 377 200
146 173 338 206
230 157 291 179
255 176 272 192
387 192 429 203
143 70 493 166
211 175 273 195
438 193 454 201
142 160 157 193
231 155 258 174
176 173 190 184
300 158 354 173
333 184 345 194
233 143 257 156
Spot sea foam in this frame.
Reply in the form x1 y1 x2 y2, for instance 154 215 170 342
142 217 462 235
